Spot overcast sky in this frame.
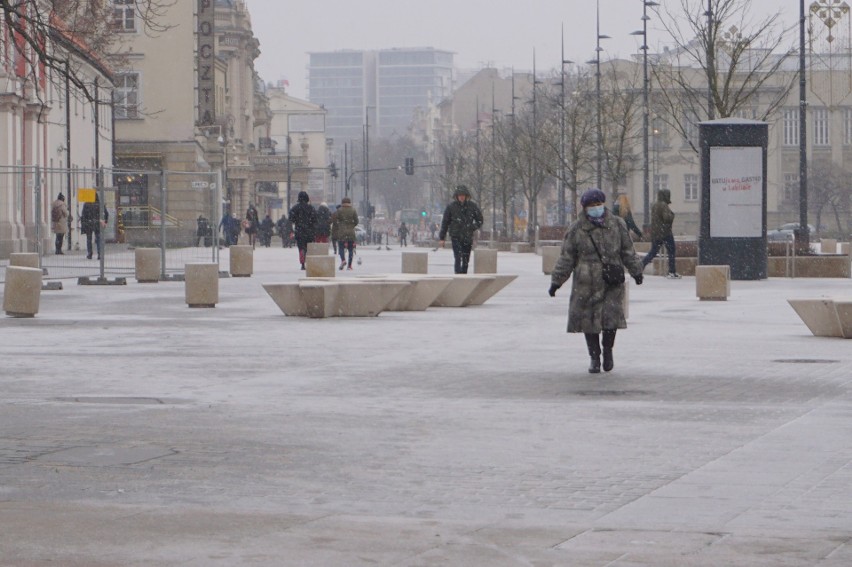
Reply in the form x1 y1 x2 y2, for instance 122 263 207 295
245 0 797 100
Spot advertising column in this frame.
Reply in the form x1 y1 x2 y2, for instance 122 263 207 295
699 119 768 280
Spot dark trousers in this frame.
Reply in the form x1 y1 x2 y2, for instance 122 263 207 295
54 233 64 253
642 234 676 274
585 330 617 354
451 237 473 274
338 240 355 266
85 231 102 259
296 238 311 265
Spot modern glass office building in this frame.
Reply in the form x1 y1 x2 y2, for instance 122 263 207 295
308 48 453 141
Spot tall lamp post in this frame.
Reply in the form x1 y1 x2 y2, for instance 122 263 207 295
285 135 292 212
559 25 574 226
631 0 659 229
590 0 610 189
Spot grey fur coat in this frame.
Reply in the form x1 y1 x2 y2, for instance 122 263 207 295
551 212 644 333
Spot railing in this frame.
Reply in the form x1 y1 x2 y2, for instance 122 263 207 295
118 206 181 229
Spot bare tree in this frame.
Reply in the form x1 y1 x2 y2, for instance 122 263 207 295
2 0 174 101
652 0 796 153
599 60 643 200
808 159 851 238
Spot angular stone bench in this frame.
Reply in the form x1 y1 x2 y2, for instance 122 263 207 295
263 279 409 318
465 274 518 306
357 274 452 311
695 265 730 301
787 298 852 338
431 274 496 307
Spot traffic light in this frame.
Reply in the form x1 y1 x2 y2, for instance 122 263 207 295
328 162 338 178
404 157 414 175
421 210 427 218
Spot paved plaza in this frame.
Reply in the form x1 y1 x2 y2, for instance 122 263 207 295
1 246 851 566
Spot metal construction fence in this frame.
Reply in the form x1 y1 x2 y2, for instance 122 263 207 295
0 166 221 283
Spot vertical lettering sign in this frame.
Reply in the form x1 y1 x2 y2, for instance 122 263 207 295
197 0 215 126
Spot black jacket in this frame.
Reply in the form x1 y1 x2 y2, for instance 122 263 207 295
81 201 108 234
439 199 483 241
288 202 317 242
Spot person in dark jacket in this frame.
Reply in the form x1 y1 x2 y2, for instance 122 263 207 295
641 189 680 278
244 204 260 248
438 185 484 274
51 193 69 254
331 197 359 270
288 191 317 269
259 214 274 247
81 194 108 260
549 188 644 374
315 202 332 243
397 222 409 247
276 215 292 247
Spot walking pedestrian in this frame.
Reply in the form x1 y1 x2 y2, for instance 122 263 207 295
81 194 108 260
548 188 644 374
613 193 644 240
288 191 317 269
259 214 274 247
397 221 409 247
315 202 332 244
332 197 359 270
196 215 210 247
276 215 292 248
438 185 483 274
244 204 260 248
641 189 681 278
51 193 68 255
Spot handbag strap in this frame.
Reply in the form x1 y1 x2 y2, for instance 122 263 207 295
586 230 606 264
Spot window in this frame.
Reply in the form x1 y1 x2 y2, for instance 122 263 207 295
813 108 830 146
783 173 799 202
783 108 799 146
684 174 699 201
113 73 139 119
653 173 669 194
683 110 700 148
112 0 136 32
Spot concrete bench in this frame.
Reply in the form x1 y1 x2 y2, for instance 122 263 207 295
185 263 219 307
541 246 561 275
465 274 518 306
135 248 161 283
357 274 452 311
263 279 410 318
787 298 852 338
431 274 496 307
229 245 253 277
695 265 730 301
3 266 42 317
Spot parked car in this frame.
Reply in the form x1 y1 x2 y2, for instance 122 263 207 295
354 224 367 243
767 223 816 242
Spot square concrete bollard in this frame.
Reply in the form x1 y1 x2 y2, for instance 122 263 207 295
4 266 43 317
695 265 730 301
473 249 498 274
307 242 330 256
306 255 336 277
820 239 837 254
229 245 253 277
402 251 429 274
541 246 561 275
840 242 850 255
135 248 161 283
185 263 219 307
9 253 39 268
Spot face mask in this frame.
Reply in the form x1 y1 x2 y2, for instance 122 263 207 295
586 205 605 218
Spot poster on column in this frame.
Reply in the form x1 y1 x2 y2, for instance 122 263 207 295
709 146 763 238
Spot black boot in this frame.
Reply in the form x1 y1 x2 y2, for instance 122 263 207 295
602 330 616 372
585 333 601 374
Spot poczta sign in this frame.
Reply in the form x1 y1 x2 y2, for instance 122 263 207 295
197 0 215 126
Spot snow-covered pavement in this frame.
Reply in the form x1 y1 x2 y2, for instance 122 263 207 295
1 245 851 566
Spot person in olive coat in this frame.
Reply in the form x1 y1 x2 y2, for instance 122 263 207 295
331 197 359 270
642 189 680 278
438 185 483 274
549 188 644 374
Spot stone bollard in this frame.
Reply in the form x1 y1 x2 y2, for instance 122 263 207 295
307 242 330 256
541 246 561 275
820 238 837 254
10 252 40 268
695 265 730 301
3 266 43 317
305 255 335 277
840 242 850 255
473 249 498 274
134 248 161 283
229 245 253 277
402 251 429 274
185 263 219 307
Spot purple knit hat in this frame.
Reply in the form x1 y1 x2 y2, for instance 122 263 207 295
580 188 606 208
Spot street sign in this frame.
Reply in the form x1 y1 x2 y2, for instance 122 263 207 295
191 181 209 189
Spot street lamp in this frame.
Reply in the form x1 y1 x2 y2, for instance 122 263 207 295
631 0 659 229
285 135 292 212
558 24 574 226
589 0 610 189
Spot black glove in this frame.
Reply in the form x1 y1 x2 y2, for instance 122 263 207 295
633 273 643 285
548 283 561 297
